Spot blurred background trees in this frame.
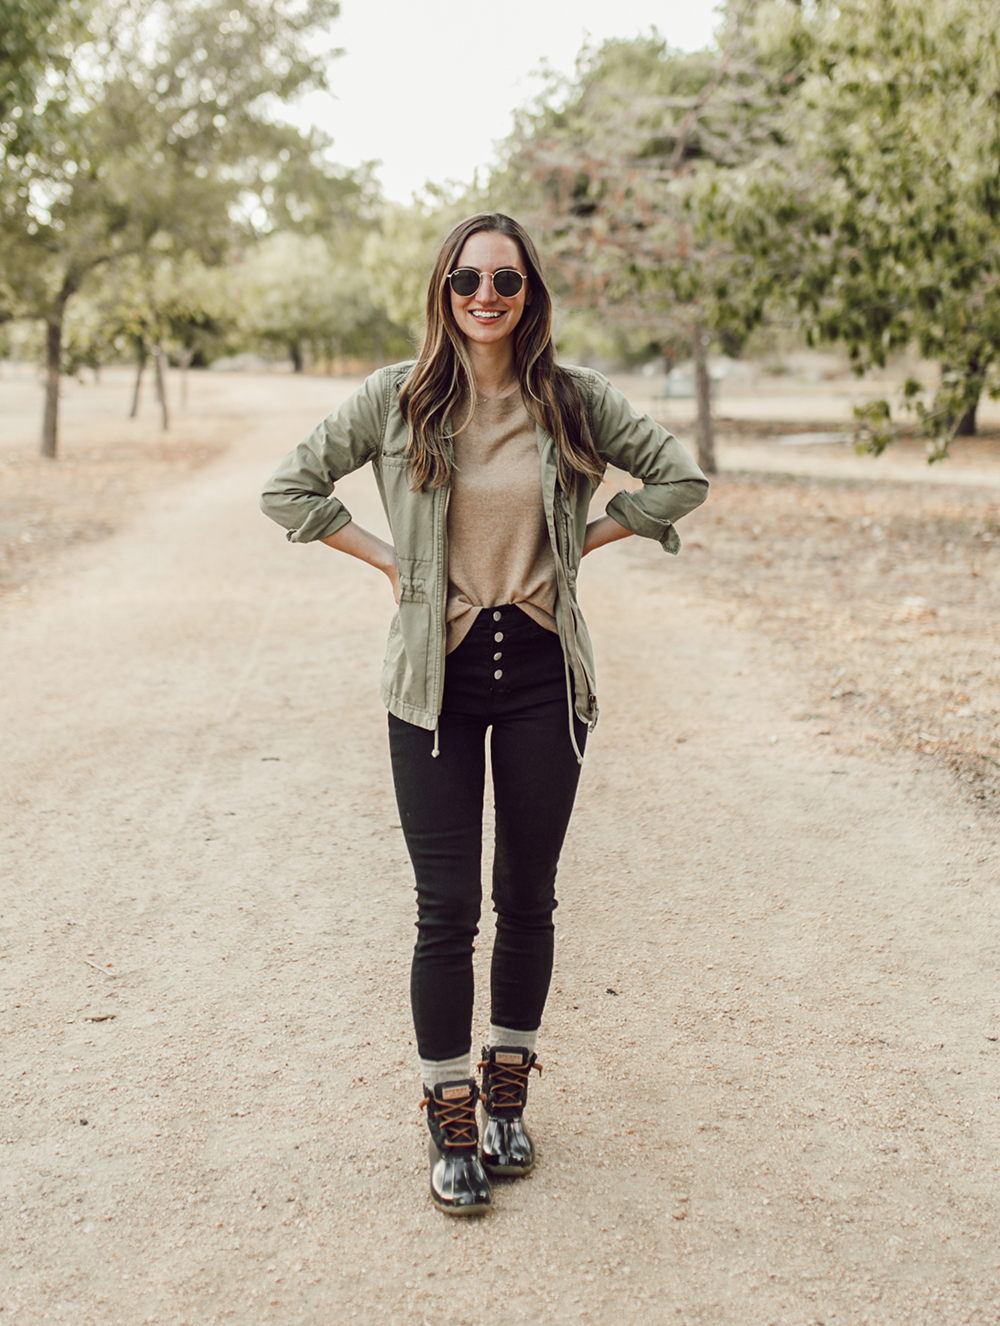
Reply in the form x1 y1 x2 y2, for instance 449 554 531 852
490 12 792 473
0 0 381 454
2 0 998 465
0 0 90 151
696 0 1000 460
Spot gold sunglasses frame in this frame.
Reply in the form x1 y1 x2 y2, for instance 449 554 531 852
445 267 527 298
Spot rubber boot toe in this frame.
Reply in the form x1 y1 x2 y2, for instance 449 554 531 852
428 1138 493 1215
480 1114 535 1177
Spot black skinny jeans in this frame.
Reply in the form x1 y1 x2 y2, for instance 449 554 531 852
388 605 587 1062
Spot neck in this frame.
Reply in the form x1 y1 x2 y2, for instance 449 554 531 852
466 341 517 398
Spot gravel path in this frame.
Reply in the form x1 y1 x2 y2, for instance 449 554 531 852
2 374 998 1325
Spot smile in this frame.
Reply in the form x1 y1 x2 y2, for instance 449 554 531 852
470 310 504 321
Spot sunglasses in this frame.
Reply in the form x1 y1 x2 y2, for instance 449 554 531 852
446 267 526 299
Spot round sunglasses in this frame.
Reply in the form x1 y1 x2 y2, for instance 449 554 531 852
446 267 526 299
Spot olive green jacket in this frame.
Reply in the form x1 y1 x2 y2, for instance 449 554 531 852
260 362 708 734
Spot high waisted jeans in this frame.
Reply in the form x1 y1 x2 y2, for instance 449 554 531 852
388 604 587 1061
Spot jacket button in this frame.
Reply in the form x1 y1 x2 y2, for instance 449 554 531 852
494 652 502 661
492 610 502 622
494 669 503 680
494 632 503 643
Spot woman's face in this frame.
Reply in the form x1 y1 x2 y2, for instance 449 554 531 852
448 231 529 349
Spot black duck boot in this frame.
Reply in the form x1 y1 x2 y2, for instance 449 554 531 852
421 1079 492 1216
478 1045 542 1177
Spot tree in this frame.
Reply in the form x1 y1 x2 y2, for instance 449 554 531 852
0 0 344 456
0 0 90 152
361 186 485 339
237 230 404 372
699 0 1000 461
494 17 788 474
61 251 235 419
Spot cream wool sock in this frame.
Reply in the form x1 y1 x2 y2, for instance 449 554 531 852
419 1052 472 1090
419 1026 538 1088
487 1023 538 1054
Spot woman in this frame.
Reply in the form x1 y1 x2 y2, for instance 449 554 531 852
260 212 708 1216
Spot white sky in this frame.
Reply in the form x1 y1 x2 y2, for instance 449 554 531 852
291 0 722 202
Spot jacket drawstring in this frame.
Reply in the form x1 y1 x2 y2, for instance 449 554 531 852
563 653 585 766
431 719 440 759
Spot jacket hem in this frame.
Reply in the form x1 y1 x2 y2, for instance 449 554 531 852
380 684 438 731
380 680 593 731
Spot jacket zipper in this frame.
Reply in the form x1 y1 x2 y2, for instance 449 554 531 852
432 483 451 720
550 486 598 758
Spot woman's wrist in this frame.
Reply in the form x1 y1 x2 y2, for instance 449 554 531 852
321 521 398 585
371 543 398 577
582 514 633 556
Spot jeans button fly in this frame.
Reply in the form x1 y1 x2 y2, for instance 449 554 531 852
494 632 503 643
493 611 502 622
494 652 502 661
494 670 503 680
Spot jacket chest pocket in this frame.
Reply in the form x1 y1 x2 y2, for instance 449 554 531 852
377 455 435 562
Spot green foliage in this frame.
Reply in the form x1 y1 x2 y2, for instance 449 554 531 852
490 18 793 472
701 0 1000 459
361 186 485 339
0 0 91 153
16 0 996 472
236 230 406 370
61 252 235 373
0 0 348 312
0 0 384 451
0 316 43 363
852 398 894 457
492 21 791 365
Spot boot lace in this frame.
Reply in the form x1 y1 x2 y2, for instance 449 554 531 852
420 1091 483 1149
478 1056 543 1111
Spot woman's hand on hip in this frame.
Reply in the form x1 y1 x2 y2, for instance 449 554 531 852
386 560 401 604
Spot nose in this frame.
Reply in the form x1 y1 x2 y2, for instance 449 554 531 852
474 272 499 305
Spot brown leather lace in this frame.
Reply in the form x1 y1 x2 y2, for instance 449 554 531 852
420 1090 483 1148
478 1056 543 1110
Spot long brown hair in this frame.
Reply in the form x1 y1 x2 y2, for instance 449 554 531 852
399 213 605 492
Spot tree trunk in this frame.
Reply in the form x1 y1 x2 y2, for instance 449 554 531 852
945 356 982 436
130 340 147 418
957 400 978 437
41 319 62 459
179 347 193 408
152 344 169 430
692 317 716 475
290 338 304 374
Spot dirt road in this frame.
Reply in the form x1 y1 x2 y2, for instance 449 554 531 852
2 373 999 1325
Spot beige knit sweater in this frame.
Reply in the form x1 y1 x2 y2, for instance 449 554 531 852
445 390 558 654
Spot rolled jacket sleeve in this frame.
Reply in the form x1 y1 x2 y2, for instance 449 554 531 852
259 370 386 542
587 372 709 554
